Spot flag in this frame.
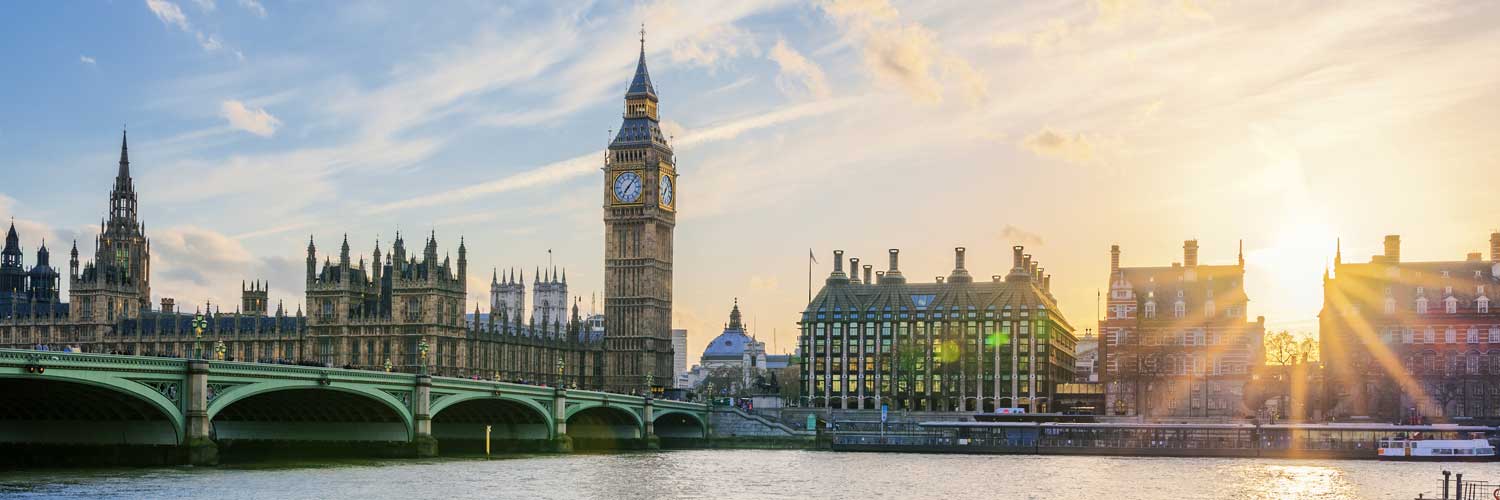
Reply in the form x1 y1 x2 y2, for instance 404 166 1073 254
809 248 817 264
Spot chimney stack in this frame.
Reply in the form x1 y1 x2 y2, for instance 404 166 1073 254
884 249 906 284
1008 246 1031 282
826 250 850 284
948 247 973 283
1184 239 1199 267
876 270 886 283
1013 246 1025 271
863 264 873 285
1467 252 1482 262
1490 232 1499 263
1044 273 1051 292
850 257 861 284
1384 235 1401 263
1110 244 1120 272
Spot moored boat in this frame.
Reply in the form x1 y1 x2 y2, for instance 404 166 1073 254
1377 438 1496 461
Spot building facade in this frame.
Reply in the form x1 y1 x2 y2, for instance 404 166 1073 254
671 328 687 388
0 133 604 388
1321 234 1500 421
1101 240 1266 418
800 246 1078 412
603 33 677 394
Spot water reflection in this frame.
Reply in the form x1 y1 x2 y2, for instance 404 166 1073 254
1 451 1496 500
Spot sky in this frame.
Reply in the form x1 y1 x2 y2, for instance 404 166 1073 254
2 0 1499 364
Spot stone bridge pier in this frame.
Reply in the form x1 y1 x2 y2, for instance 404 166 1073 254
0 349 708 466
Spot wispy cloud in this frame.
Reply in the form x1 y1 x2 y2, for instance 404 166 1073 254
768 39 830 99
219 99 281 137
238 0 266 18
79 55 96 65
819 0 986 105
189 0 214 12
1020 127 1099 165
145 0 189 31
144 0 228 54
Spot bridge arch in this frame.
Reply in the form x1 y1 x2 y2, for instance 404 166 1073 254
0 373 185 445
207 380 413 457
653 409 707 440
565 404 642 450
430 394 553 453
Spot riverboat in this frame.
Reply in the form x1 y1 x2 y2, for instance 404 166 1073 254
1377 438 1495 462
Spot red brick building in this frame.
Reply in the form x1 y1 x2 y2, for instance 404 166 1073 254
1101 240 1265 418
1320 233 1500 421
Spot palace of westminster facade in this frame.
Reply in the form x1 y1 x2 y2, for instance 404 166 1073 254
0 39 678 394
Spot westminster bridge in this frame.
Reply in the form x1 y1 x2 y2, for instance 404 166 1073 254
0 349 708 465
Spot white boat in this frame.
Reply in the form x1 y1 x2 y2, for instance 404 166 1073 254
1377 438 1496 461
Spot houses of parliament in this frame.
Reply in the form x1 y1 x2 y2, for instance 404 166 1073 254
0 37 679 394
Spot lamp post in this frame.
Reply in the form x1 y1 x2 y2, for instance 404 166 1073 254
384 359 392 373
418 338 431 375
192 314 206 359
555 356 565 387
214 339 226 361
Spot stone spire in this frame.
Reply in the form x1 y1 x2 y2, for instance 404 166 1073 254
109 129 138 222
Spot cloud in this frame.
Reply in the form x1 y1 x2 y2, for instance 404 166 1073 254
999 225 1046 246
1020 127 1098 165
219 99 281 137
146 0 190 31
197 33 222 51
79 55 96 65
190 0 214 11
150 225 306 311
768 39 830 99
238 0 266 18
819 0 986 105
145 0 231 54
749 275 780 292
671 24 756 69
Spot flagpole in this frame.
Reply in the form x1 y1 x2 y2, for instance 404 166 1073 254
808 249 813 303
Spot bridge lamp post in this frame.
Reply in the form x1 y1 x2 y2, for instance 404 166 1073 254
192 314 207 359
384 359 393 373
214 340 226 361
418 338 431 375
555 356 564 388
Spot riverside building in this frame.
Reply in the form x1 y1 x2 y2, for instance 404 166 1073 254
1321 233 1500 420
799 246 1078 412
1100 240 1265 418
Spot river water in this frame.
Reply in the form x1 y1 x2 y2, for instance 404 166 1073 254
3 450 1498 500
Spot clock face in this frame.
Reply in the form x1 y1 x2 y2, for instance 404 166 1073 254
659 175 673 207
613 171 642 203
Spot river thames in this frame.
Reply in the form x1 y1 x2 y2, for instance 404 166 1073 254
3 450 1497 499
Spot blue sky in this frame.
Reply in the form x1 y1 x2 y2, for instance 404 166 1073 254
3 1 1499 360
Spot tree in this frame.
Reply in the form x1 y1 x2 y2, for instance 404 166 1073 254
1260 330 1320 420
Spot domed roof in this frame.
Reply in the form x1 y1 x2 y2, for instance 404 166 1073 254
701 299 754 360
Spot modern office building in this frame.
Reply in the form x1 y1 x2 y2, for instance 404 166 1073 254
1321 234 1500 420
799 246 1078 412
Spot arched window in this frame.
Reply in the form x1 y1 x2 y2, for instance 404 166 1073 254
1384 298 1396 315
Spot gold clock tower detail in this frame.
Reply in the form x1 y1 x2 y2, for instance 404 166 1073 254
603 29 676 394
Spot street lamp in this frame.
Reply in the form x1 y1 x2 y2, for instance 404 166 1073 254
555 356 565 387
192 314 207 359
214 339 226 361
384 358 393 373
417 338 431 375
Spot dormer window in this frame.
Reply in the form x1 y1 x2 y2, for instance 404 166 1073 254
1204 300 1215 318
1480 296 1490 314
1144 301 1156 319
1384 298 1396 315
1416 297 1428 314
1174 301 1185 319
1445 296 1458 314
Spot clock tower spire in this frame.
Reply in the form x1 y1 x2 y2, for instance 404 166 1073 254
603 25 676 394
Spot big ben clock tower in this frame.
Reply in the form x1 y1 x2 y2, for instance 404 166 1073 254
603 29 676 394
